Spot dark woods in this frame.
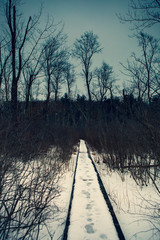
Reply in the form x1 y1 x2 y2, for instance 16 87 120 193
1 93 160 164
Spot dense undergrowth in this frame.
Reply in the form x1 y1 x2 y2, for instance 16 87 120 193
0 95 160 239
84 97 160 188
0 106 79 239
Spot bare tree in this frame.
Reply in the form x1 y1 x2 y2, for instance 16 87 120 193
121 60 147 102
121 32 160 102
3 0 32 116
92 62 115 101
3 62 12 102
1 0 56 118
119 0 160 30
72 31 102 101
42 33 67 108
51 49 68 102
22 50 44 111
64 62 76 99
0 41 11 95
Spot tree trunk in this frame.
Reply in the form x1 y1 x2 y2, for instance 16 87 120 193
11 6 17 119
86 71 92 101
45 75 51 117
55 89 58 102
25 82 32 111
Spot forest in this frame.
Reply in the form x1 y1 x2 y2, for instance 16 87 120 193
0 0 160 239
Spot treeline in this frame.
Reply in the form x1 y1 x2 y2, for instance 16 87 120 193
1 1 160 119
1 92 160 162
0 0 160 180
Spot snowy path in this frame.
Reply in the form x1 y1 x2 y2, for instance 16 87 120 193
67 140 119 240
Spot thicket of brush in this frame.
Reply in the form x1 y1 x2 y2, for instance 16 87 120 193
0 94 160 239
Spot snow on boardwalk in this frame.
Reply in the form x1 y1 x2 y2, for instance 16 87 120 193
67 140 119 240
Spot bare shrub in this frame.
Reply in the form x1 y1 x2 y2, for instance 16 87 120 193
0 110 79 239
86 112 160 187
0 148 64 240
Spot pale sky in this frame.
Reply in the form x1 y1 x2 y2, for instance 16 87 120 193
2 0 160 96
22 0 137 92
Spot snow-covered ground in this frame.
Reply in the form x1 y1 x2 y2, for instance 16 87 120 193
40 140 159 240
91 152 160 240
38 152 77 240
68 140 119 240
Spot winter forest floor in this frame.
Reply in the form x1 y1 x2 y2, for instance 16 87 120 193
0 137 159 240
67 140 119 240
39 140 160 240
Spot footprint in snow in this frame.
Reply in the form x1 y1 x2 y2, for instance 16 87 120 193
85 223 95 234
87 218 92 222
82 190 90 198
87 182 92 186
100 234 108 239
86 203 92 210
